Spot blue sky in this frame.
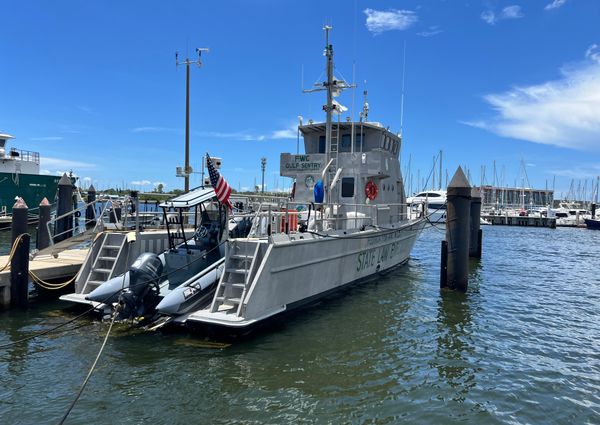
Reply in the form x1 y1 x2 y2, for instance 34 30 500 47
1 0 599 199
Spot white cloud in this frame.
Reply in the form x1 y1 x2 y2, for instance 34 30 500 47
502 5 523 19
481 11 496 25
481 5 524 25
417 26 443 37
132 126 179 133
30 136 64 141
196 124 297 142
152 181 167 188
585 44 600 63
364 9 418 34
199 130 265 141
271 125 297 140
551 163 600 179
545 0 566 11
463 47 600 151
131 180 152 186
41 157 96 169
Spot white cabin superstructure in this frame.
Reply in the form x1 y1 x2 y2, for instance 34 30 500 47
0 133 40 175
176 27 426 332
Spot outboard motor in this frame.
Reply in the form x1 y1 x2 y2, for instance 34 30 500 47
117 253 163 319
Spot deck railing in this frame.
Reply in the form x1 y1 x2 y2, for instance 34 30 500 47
231 198 422 238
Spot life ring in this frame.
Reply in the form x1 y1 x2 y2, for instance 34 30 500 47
365 181 378 200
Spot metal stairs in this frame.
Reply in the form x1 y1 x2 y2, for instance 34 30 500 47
329 124 339 172
81 233 128 294
210 240 262 316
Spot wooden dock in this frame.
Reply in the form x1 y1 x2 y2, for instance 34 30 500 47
482 215 556 228
0 248 88 308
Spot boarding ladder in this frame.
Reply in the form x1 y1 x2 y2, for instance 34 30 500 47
210 240 261 316
80 233 127 294
329 123 339 173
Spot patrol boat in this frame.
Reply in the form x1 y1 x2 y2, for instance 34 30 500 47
171 27 426 331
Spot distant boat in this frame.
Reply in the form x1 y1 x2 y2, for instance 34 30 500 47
584 218 600 230
407 190 447 223
0 133 63 214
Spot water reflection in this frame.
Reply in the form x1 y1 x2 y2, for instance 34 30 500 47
435 289 476 403
2 315 31 376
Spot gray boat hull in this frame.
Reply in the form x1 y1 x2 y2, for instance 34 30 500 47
184 218 426 330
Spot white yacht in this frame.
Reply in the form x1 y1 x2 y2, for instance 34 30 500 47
552 202 590 227
407 190 447 223
164 27 427 332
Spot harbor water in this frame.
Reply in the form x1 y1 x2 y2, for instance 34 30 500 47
1 226 599 423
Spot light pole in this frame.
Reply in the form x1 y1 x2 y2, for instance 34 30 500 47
176 47 209 192
261 157 267 193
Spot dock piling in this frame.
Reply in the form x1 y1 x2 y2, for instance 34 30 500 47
86 184 96 226
440 240 448 288
37 198 51 250
444 167 471 292
130 190 140 232
469 188 482 258
55 173 73 242
10 198 29 308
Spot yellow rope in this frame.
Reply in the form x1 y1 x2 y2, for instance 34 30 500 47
0 233 27 272
0 233 75 290
29 269 77 290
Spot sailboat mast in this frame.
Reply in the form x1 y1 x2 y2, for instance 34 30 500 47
438 150 443 190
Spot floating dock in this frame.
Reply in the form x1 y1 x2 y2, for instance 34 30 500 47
0 248 88 308
482 215 556 228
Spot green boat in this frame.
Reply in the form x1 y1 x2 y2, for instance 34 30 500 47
0 133 62 216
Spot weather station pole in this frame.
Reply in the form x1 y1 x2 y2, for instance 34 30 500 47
176 47 209 193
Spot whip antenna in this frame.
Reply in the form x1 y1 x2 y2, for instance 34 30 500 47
400 41 406 137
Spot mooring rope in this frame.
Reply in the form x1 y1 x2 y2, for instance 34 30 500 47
57 304 120 425
0 233 26 272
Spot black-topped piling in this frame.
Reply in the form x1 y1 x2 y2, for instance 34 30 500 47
55 173 73 242
469 188 482 258
10 198 29 308
37 197 51 250
130 190 140 232
114 204 122 223
85 184 96 226
443 167 471 291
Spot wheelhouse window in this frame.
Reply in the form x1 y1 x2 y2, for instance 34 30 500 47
318 136 326 153
354 134 363 152
341 177 355 198
340 134 364 152
340 134 352 152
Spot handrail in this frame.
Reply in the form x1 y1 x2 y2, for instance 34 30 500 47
236 200 419 238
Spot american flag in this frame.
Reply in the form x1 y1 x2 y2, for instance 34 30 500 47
206 153 232 209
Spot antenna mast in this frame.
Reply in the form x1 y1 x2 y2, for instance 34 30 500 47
400 41 406 138
175 47 209 193
303 26 355 196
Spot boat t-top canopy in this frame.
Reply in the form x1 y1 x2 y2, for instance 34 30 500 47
159 187 216 209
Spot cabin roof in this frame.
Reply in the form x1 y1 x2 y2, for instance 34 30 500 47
299 122 400 140
159 187 216 209
0 133 15 141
